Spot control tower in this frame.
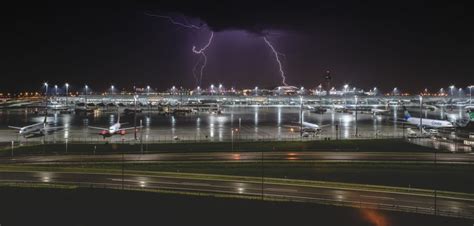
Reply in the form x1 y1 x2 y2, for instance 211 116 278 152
324 70 331 95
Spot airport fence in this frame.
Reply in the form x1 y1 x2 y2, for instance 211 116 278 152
1 180 472 220
11 130 406 146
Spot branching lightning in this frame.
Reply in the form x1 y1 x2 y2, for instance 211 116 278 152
144 12 202 29
145 12 213 86
263 37 288 86
192 32 214 86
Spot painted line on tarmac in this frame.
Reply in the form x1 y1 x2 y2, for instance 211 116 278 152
360 195 395 200
265 188 298 193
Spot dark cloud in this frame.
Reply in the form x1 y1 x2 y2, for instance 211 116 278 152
0 1 472 92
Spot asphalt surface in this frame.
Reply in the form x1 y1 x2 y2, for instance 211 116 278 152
2 151 474 164
0 171 473 219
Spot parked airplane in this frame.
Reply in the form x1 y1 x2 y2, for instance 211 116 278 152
8 110 63 137
406 127 436 138
404 110 454 128
371 107 390 115
285 113 329 135
88 111 141 138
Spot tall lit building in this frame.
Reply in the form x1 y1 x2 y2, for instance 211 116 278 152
324 70 331 95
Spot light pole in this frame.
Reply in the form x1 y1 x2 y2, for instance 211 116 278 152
231 129 234 151
299 96 303 138
44 82 48 97
449 85 454 96
419 95 423 135
469 85 473 105
65 83 69 107
147 85 150 96
84 85 89 105
355 95 358 137
111 85 115 107
238 117 241 141
134 95 138 140
54 85 58 96
140 119 143 153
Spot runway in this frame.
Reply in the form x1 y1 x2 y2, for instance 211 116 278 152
0 171 472 219
2 151 474 164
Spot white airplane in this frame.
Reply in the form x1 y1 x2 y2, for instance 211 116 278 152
404 110 454 128
285 112 329 134
371 108 389 115
406 127 435 138
8 111 63 137
89 112 141 138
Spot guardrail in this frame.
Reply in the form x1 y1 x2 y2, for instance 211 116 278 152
11 132 406 145
1 180 472 220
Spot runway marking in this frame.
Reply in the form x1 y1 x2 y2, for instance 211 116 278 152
180 182 210 186
265 188 298 193
189 157 215 160
360 195 395 200
110 178 141 183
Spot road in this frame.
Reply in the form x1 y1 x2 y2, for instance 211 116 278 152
1 151 474 164
0 171 472 219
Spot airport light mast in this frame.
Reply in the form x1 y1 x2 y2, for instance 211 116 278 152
419 95 423 135
84 85 89 106
65 83 69 107
355 95 358 137
299 96 303 138
469 85 473 105
44 82 48 97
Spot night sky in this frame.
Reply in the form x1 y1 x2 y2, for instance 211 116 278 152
2 1 473 93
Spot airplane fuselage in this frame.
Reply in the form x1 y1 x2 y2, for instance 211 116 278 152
99 122 126 136
406 117 453 128
18 123 45 136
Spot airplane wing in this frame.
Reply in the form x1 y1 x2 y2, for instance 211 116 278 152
88 126 108 130
8 126 22 130
282 124 301 129
45 126 64 132
119 126 143 131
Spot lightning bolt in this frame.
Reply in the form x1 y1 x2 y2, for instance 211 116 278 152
263 37 288 86
144 12 202 29
145 12 213 87
192 32 214 86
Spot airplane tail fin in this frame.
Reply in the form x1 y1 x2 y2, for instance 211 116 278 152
117 108 120 123
452 112 474 127
402 106 411 120
44 107 48 123
403 111 411 120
